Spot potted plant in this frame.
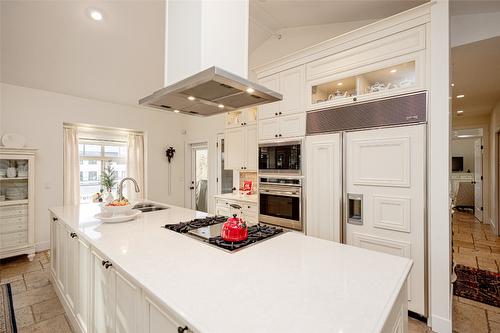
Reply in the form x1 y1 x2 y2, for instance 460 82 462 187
101 164 117 204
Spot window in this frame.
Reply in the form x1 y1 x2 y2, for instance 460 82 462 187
79 140 128 203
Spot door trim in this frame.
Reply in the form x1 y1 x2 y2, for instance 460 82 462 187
184 140 209 210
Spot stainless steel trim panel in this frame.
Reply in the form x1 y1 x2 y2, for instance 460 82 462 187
306 92 427 135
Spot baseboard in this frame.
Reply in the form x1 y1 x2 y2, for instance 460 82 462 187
35 241 50 252
430 314 452 333
490 218 497 234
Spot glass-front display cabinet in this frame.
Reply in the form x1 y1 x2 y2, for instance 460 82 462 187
225 107 257 128
310 59 419 108
0 148 36 261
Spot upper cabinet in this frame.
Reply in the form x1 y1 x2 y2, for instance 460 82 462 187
258 66 305 120
225 108 257 128
306 25 426 109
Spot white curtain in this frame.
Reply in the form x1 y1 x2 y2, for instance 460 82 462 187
127 133 145 202
63 127 80 205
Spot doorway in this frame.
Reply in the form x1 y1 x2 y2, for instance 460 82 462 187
188 142 208 212
216 133 234 195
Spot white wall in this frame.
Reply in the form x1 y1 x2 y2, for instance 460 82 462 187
183 113 229 214
0 83 188 250
453 115 491 223
451 139 475 172
249 19 375 72
451 11 500 47
490 100 500 234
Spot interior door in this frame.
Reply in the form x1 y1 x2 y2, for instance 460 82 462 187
189 143 208 212
344 124 426 315
474 138 483 221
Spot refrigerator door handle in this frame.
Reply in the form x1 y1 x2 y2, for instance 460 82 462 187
347 193 363 225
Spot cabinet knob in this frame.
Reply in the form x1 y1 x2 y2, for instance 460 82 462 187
275 134 278 138
279 134 282 137
70 232 77 238
178 326 189 333
52 217 58 222
279 112 282 115
275 112 278 116
353 97 357 102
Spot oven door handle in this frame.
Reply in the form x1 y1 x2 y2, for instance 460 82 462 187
259 189 301 197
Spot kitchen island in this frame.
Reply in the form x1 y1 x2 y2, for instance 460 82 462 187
49 203 412 333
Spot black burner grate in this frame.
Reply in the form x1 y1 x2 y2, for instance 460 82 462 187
163 216 227 233
208 224 283 251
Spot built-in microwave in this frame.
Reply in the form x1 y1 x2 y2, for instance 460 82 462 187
258 140 302 175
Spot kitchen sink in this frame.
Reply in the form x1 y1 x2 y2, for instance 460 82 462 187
132 202 169 213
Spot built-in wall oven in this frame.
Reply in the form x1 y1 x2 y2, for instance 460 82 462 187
259 177 303 231
258 140 302 175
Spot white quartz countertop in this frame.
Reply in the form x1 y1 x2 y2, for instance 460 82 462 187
49 203 412 333
214 193 258 204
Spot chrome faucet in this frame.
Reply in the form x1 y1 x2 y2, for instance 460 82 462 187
117 177 140 201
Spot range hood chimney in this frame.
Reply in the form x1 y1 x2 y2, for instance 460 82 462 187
139 0 282 116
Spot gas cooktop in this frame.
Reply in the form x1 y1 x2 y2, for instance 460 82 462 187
163 216 284 252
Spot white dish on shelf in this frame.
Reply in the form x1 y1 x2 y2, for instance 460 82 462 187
94 209 142 223
1 134 26 148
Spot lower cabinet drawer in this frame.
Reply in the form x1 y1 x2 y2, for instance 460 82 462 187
0 206 28 218
0 218 27 234
0 231 27 249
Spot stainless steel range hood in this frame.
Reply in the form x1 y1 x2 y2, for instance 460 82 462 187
139 67 282 116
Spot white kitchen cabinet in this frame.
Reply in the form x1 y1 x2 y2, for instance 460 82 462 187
0 148 36 262
76 236 90 333
215 197 258 225
305 134 342 242
65 227 78 315
50 215 58 278
225 124 257 171
258 114 305 141
91 250 115 333
258 74 280 119
143 295 191 333
55 218 67 293
225 108 257 128
91 249 141 333
258 66 305 120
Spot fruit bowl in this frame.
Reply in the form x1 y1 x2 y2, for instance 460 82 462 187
101 200 133 215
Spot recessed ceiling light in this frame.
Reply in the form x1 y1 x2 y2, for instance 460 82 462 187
89 9 103 21
457 110 464 114
451 83 455 87
187 96 195 101
173 110 180 113
218 104 224 109
390 69 397 73
337 82 343 86
246 88 255 94
456 94 465 99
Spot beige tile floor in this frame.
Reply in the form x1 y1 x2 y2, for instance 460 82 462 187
0 251 72 333
452 211 500 272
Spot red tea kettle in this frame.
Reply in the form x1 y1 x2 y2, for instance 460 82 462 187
221 212 248 242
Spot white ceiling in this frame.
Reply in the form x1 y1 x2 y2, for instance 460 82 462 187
451 36 500 119
0 0 165 106
249 0 428 52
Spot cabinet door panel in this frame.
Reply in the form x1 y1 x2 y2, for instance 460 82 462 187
258 74 280 119
144 297 182 333
306 134 342 242
280 67 304 115
258 118 279 141
77 237 90 333
65 230 78 314
56 221 66 292
50 217 58 277
279 114 305 139
115 270 140 333
225 127 246 170
92 251 115 333
245 125 258 171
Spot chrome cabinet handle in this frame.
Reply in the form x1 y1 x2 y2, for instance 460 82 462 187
70 232 77 238
52 217 58 222
178 326 189 333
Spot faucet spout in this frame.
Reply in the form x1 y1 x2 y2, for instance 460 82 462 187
117 177 140 201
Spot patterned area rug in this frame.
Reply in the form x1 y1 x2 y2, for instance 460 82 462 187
454 264 500 307
0 283 17 333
